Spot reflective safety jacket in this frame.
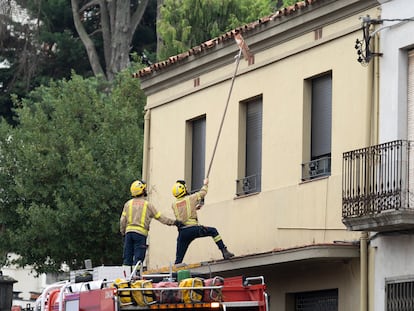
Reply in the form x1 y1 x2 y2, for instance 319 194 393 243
120 198 175 236
172 184 208 227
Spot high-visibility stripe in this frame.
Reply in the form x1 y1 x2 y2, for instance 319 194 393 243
154 211 161 219
172 199 187 221
126 225 148 235
213 235 222 243
173 204 179 220
140 201 148 227
184 219 198 225
173 197 198 225
128 200 133 223
126 200 149 235
185 197 191 219
184 196 198 225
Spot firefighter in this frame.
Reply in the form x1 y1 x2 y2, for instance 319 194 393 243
171 178 234 264
120 180 182 271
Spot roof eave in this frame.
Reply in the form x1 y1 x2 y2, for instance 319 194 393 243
190 243 360 275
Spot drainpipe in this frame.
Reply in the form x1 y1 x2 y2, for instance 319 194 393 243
366 24 381 147
367 52 375 147
373 30 380 146
142 109 150 268
360 231 369 311
360 29 379 311
142 109 151 182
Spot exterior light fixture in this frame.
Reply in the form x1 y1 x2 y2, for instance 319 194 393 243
354 15 383 65
355 15 414 65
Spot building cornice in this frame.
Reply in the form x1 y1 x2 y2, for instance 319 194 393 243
136 0 378 97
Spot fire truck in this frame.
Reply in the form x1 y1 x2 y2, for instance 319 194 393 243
35 263 269 311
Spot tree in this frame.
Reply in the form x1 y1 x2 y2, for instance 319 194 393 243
0 0 92 125
1 0 158 124
0 0 40 125
0 66 146 274
280 0 302 8
156 0 301 61
71 0 150 81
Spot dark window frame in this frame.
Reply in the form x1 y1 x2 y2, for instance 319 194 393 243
286 288 338 311
188 116 206 192
386 278 414 311
302 72 332 181
237 96 262 196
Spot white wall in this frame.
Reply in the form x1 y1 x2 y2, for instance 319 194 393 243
378 0 414 142
371 234 414 311
2 265 46 306
374 1 414 310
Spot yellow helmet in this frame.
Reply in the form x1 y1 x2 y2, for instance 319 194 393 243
172 180 187 198
130 180 147 197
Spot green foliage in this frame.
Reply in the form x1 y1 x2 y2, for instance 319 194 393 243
0 0 91 126
156 0 303 61
282 0 301 8
157 0 277 61
0 66 145 274
1 0 157 124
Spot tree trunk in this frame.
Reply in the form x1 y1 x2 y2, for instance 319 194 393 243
71 0 149 81
71 0 105 78
107 0 130 81
99 0 112 74
156 0 163 60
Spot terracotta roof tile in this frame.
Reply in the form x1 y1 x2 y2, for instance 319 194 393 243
132 0 318 79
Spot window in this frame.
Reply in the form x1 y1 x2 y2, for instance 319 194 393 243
237 97 262 195
386 280 414 310
187 116 206 192
302 72 332 181
286 289 338 311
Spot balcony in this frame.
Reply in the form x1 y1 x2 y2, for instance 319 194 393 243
342 140 414 232
302 156 331 181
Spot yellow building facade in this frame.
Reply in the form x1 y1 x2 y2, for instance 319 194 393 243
137 0 380 309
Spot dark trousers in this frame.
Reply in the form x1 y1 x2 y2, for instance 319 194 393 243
175 225 225 264
123 232 147 266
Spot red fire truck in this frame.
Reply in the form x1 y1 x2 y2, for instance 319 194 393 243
35 265 269 311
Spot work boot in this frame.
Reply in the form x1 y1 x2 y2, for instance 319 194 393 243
222 247 235 260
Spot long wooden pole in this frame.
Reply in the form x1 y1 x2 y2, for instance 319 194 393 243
206 48 243 179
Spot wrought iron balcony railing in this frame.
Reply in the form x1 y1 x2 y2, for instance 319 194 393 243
342 140 414 231
236 174 259 196
302 156 331 181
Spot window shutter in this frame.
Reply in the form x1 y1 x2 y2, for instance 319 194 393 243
246 99 262 190
311 74 332 159
191 117 206 191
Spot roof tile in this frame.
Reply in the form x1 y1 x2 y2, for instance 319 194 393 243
133 0 317 79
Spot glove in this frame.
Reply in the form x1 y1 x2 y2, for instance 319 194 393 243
174 220 184 228
196 198 204 209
